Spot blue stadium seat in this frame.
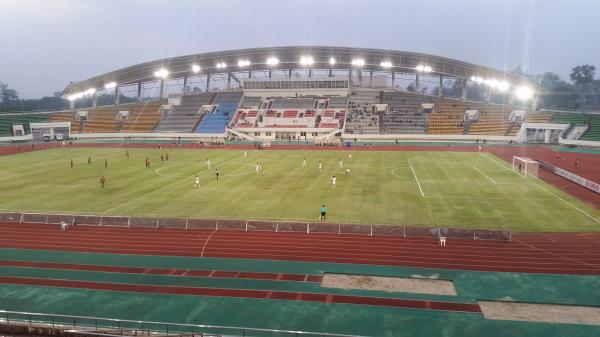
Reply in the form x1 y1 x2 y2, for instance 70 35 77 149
195 102 237 133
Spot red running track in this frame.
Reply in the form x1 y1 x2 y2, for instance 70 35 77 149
0 276 480 313
0 260 322 282
1 222 599 275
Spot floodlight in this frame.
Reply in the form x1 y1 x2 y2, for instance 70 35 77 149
485 79 499 88
380 61 393 68
515 86 534 100
67 95 77 101
154 68 169 78
85 88 96 95
498 81 510 92
104 82 117 89
416 65 432 72
471 76 484 84
266 57 279 66
351 58 365 66
238 60 250 67
216 62 227 69
300 56 314 67
329 57 336 66
192 64 201 73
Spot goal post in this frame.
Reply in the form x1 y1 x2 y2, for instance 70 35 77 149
512 156 539 179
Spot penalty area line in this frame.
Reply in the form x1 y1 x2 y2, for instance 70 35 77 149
407 158 425 197
473 166 498 184
483 153 600 224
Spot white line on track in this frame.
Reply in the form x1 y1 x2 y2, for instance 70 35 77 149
407 158 425 197
201 229 218 258
473 165 497 184
483 153 600 223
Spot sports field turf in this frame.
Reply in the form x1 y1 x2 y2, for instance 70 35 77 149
0 147 599 231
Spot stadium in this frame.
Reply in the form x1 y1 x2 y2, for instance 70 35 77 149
1 41 600 337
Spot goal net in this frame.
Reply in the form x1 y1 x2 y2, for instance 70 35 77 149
512 156 539 179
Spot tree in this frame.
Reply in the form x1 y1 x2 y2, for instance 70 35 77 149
0 82 19 103
570 64 596 85
538 72 577 109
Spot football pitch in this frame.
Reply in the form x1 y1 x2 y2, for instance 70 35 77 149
1 147 599 232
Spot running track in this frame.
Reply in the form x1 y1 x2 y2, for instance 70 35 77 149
1 222 599 275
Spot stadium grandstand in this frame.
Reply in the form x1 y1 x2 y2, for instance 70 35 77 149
0 46 597 147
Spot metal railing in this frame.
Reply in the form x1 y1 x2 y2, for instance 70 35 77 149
0 310 367 337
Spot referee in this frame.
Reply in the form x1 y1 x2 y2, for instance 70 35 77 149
320 205 327 223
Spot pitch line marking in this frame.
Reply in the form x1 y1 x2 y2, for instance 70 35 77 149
390 168 414 180
407 158 425 197
201 229 218 258
473 166 497 184
528 179 600 224
483 153 600 224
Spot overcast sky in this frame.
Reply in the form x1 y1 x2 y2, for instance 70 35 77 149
1 0 599 98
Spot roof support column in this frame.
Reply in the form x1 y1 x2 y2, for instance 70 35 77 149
461 79 467 102
309 69 312 78
369 70 373 88
415 73 420 94
114 85 120 105
348 68 353 85
70 100 75 110
137 81 143 101
206 74 211 91
531 94 539 111
288 69 292 78
183 76 188 95
438 75 443 98
391 71 395 89
248 70 252 78
357 69 363 86
159 80 165 99
328 68 333 77
486 86 492 103
227 73 232 89
92 91 98 108
268 69 272 78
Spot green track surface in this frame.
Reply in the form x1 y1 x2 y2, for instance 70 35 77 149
0 249 599 336
0 148 599 231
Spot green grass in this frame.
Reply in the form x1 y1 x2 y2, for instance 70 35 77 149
0 147 599 231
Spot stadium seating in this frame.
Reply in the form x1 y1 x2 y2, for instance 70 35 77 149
581 115 600 141
195 92 243 133
0 113 49 136
381 92 428 134
551 112 588 126
525 111 552 123
345 89 380 134
467 104 511 135
240 96 261 108
48 100 165 134
155 93 215 132
271 97 314 109
327 96 348 109
428 100 465 135
120 100 164 132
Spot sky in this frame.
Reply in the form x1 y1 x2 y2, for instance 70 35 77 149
0 0 599 98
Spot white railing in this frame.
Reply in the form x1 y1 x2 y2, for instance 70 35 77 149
0 310 366 337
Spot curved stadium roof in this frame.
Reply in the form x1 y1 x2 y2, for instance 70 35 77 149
63 46 536 95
